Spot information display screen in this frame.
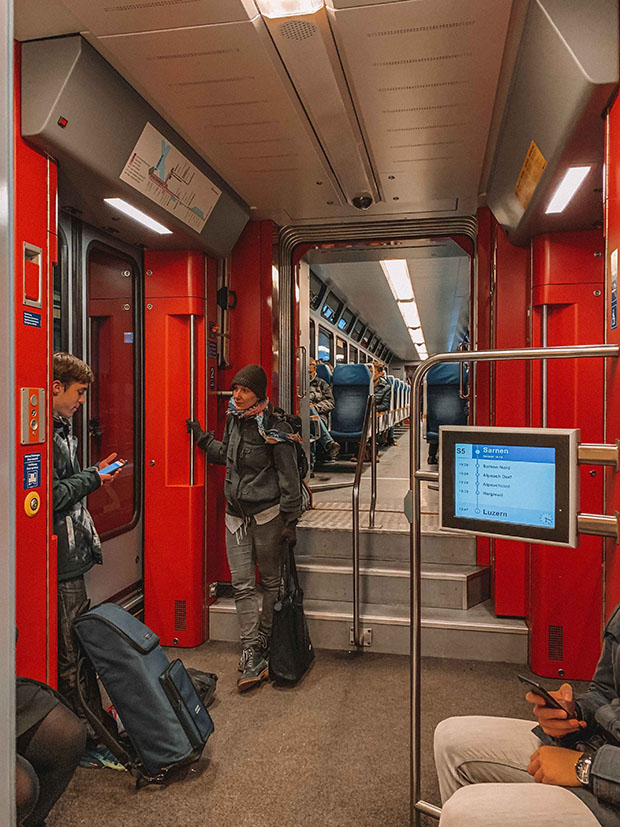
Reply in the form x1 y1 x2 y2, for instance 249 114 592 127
440 427 579 547
454 443 555 529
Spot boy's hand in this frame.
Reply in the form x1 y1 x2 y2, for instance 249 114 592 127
525 683 586 737
98 453 121 486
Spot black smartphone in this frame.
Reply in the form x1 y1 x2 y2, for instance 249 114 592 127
517 674 575 717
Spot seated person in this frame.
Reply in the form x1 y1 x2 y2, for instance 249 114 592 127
309 358 339 465
434 605 620 826
372 361 395 447
16 676 86 826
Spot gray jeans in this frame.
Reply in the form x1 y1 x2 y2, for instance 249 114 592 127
225 515 285 650
434 716 601 826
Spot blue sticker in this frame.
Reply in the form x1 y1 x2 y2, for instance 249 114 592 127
23 311 41 328
23 453 41 490
124 331 134 343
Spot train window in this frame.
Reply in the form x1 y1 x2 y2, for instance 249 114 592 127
337 307 355 333
369 334 379 353
361 328 373 348
309 270 327 311
317 325 333 363
86 243 139 540
350 345 359 363
309 318 316 359
320 291 343 325
351 319 366 342
335 336 347 364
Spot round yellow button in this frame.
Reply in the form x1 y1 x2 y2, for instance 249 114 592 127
24 491 41 517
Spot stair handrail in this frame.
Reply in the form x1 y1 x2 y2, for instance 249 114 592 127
407 343 620 827
351 393 378 649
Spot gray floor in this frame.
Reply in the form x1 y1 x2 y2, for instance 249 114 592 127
48 642 589 827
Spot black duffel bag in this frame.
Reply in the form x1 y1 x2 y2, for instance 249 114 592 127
269 544 315 684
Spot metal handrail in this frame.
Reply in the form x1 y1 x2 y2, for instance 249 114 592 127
408 343 619 826
351 394 378 649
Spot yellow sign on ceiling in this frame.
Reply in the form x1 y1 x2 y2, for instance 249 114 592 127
514 140 547 210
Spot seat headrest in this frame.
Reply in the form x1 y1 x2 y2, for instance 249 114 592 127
333 363 372 386
426 363 461 385
315 363 332 382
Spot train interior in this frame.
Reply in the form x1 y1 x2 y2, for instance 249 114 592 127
4 0 620 824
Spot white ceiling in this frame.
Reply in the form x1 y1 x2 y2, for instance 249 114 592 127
309 241 470 361
15 0 515 225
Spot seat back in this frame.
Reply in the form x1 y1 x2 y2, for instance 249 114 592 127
330 364 372 439
425 363 467 441
315 363 332 383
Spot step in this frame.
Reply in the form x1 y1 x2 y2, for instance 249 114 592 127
296 561 490 610
296 520 477 566
208 598 528 662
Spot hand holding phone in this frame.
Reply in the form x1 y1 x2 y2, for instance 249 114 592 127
519 675 585 738
99 459 126 475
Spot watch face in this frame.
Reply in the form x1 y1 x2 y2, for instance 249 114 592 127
576 754 592 785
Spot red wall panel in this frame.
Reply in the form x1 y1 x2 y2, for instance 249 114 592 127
530 231 605 679
14 45 57 683
143 251 206 646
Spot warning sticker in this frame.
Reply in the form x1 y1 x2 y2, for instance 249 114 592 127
514 140 547 210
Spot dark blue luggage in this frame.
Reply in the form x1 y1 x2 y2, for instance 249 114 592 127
74 603 214 784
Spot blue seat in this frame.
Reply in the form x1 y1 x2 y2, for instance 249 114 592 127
330 364 372 441
425 363 467 443
315 363 332 383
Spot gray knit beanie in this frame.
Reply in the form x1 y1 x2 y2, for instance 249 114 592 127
231 364 268 400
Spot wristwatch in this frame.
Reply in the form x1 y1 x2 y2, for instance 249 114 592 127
575 752 593 787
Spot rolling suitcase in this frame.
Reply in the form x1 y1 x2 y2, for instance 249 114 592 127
74 603 214 784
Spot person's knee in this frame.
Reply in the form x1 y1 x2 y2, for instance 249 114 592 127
16 755 39 824
440 787 489 827
44 705 87 768
434 716 469 758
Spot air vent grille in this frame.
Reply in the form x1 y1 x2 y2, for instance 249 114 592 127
548 625 564 661
105 0 199 10
174 599 187 632
387 123 468 133
390 140 460 148
382 103 460 114
148 48 238 61
175 76 256 86
279 20 318 41
368 20 475 38
212 120 278 129
379 80 469 93
393 156 453 163
374 52 472 68
187 100 269 109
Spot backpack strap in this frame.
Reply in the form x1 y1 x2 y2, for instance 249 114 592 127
76 657 133 769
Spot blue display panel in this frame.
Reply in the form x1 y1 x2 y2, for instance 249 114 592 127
454 443 555 529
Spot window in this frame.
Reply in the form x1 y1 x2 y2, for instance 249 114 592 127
309 318 316 359
317 326 333 363
351 319 366 342
369 334 379 353
350 346 358 363
310 270 327 311
337 307 355 333
361 328 373 348
335 336 347 364
320 291 344 324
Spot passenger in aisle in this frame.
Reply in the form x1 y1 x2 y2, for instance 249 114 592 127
309 357 340 467
52 353 122 731
434 603 620 826
187 364 302 692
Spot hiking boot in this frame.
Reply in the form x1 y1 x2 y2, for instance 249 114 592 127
237 647 269 693
238 647 251 672
257 628 271 661
327 441 340 458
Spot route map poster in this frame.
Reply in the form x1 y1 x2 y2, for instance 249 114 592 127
120 122 221 233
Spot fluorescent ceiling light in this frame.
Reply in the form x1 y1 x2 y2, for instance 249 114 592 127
104 198 172 234
398 300 421 329
255 0 324 17
381 260 414 301
545 166 591 214
415 344 428 361
409 328 425 346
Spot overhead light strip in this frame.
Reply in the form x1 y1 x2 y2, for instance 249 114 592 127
380 258 427 360
104 197 172 235
255 0 324 17
545 166 591 214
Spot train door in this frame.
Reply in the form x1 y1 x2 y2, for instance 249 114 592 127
58 213 143 607
296 260 311 461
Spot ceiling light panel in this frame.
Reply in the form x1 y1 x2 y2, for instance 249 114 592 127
326 0 513 212
104 198 172 234
91 19 343 220
545 166 591 214
59 0 259 36
256 0 325 17
380 259 414 301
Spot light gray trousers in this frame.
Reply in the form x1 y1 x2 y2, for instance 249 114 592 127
434 716 600 826
225 514 285 650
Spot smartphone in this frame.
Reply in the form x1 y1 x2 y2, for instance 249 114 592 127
517 674 574 716
99 459 126 475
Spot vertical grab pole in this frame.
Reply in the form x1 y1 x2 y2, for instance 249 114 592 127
352 395 373 649
189 314 195 486
369 394 377 528
541 306 548 428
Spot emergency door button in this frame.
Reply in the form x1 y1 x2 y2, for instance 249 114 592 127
24 491 41 517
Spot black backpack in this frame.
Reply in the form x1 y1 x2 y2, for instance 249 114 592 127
271 407 312 512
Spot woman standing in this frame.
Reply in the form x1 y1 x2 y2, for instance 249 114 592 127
187 365 302 692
